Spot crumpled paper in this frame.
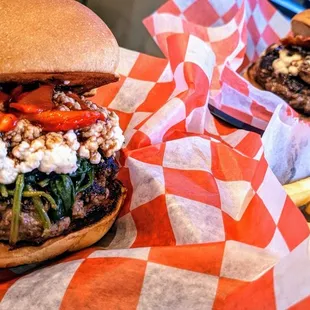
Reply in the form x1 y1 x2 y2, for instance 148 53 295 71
144 0 310 185
0 1 310 309
262 104 310 184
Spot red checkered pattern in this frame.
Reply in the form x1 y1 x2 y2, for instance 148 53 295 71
213 65 285 130
144 0 247 91
0 1 309 309
144 0 290 130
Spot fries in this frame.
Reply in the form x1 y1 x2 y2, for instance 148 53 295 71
283 177 310 208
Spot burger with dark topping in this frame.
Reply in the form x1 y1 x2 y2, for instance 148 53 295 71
0 0 126 267
245 10 310 116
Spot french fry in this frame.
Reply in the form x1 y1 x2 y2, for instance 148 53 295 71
283 177 310 208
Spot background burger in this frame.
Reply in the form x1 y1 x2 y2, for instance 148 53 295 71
0 0 126 267
245 9 310 116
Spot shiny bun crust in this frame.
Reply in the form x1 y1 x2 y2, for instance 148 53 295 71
0 184 127 268
0 0 120 88
292 9 310 37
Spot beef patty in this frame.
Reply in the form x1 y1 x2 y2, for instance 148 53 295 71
252 44 310 115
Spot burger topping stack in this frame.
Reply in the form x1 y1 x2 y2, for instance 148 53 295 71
0 83 124 245
0 0 128 267
251 44 310 115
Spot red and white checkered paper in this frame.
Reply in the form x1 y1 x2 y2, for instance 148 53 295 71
143 0 290 130
145 2 310 187
1 1 310 309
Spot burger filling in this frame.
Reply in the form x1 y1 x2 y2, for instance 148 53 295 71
252 43 310 115
0 83 125 246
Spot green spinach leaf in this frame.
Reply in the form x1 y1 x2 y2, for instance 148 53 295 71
48 175 76 220
70 158 95 193
69 158 92 177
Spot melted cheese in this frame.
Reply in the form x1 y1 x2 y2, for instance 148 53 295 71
272 50 302 76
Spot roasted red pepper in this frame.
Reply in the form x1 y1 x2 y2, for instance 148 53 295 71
10 85 54 113
24 110 105 131
0 112 18 132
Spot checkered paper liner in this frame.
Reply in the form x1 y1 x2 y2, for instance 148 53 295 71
143 0 290 130
0 3 310 310
145 3 310 193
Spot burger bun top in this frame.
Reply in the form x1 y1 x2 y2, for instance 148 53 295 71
0 0 120 90
292 9 310 37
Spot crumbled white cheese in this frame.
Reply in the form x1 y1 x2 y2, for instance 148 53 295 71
39 132 79 174
91 152 101 165
18 151 44 174
57 104 71 111
53 92 81 110
40 144 77 174
5 120 42 146
272 50 302 76
64 130 80 151
78 116 124 163
0 131 80 183
0 96 124 184
0 157 18 184
12 139 44 174
78 145 90 159
0 141 18 184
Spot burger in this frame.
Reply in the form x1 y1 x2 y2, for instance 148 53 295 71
0 0 126 267
245 10 310 116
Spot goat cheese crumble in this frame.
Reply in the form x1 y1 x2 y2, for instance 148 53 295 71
0 93 124 184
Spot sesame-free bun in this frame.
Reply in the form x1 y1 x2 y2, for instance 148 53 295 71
292 9 310 37
0 0 120 90
0 183 127 268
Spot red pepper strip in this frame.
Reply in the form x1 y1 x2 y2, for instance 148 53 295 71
10 85 54 113
24 110 105 131
0 112 18 132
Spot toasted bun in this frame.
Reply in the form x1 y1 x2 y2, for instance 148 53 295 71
0 184 127 268
292 9 310 37
0 0 119 89
243 64 263 90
